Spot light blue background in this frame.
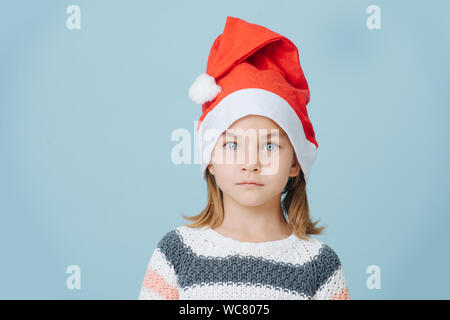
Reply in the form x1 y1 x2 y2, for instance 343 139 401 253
1 0 449 299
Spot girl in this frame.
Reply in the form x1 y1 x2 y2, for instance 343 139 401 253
138 16 350 300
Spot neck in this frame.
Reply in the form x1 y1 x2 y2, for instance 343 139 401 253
219 191 292 237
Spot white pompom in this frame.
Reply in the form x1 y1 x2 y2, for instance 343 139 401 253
188 72 222 104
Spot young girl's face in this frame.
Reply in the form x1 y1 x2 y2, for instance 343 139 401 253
207 115 301 207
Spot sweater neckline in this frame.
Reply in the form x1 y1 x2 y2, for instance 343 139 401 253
199 226 297 251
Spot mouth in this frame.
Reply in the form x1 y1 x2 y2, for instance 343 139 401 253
236 181 264 187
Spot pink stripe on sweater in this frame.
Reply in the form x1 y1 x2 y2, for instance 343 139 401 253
331 287 350 300
142 267 179 300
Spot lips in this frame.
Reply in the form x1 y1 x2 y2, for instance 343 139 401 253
236 181 264 186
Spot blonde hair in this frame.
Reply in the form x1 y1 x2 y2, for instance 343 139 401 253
181 165 325 240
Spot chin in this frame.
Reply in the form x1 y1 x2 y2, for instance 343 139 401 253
234 196 269 207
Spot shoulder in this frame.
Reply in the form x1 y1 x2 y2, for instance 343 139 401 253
155 225 195 250
306 237 343 263
291 236 337 259
305 237 344 280
151 226 192 270
156 227 181 246
154 226 187 258
155 224 203 252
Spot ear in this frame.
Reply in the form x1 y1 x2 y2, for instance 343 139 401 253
289 155 301 177
207 163 215 175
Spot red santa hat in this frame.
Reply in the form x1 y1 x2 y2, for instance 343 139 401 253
189 16 318 182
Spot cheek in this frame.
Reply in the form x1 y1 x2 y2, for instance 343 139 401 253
266 163 292 193
262 149 293 176
212 163 235 185
280 154 294 174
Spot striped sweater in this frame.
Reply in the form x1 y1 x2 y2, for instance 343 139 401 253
138 225 350 300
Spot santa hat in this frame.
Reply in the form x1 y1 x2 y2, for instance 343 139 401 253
189 16 318 182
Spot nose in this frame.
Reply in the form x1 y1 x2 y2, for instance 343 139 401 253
242 162 260 173
240 139 260 173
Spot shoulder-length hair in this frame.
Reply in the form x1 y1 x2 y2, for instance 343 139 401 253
181 166 325 240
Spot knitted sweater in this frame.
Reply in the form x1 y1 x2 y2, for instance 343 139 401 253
138 225 350 300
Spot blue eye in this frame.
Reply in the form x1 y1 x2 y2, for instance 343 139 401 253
224 141 238 150
264 142 279 151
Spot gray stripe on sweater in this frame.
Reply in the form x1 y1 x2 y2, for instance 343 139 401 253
156 229 341 297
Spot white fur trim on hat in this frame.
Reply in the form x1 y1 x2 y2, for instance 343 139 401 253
188 73 222 104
